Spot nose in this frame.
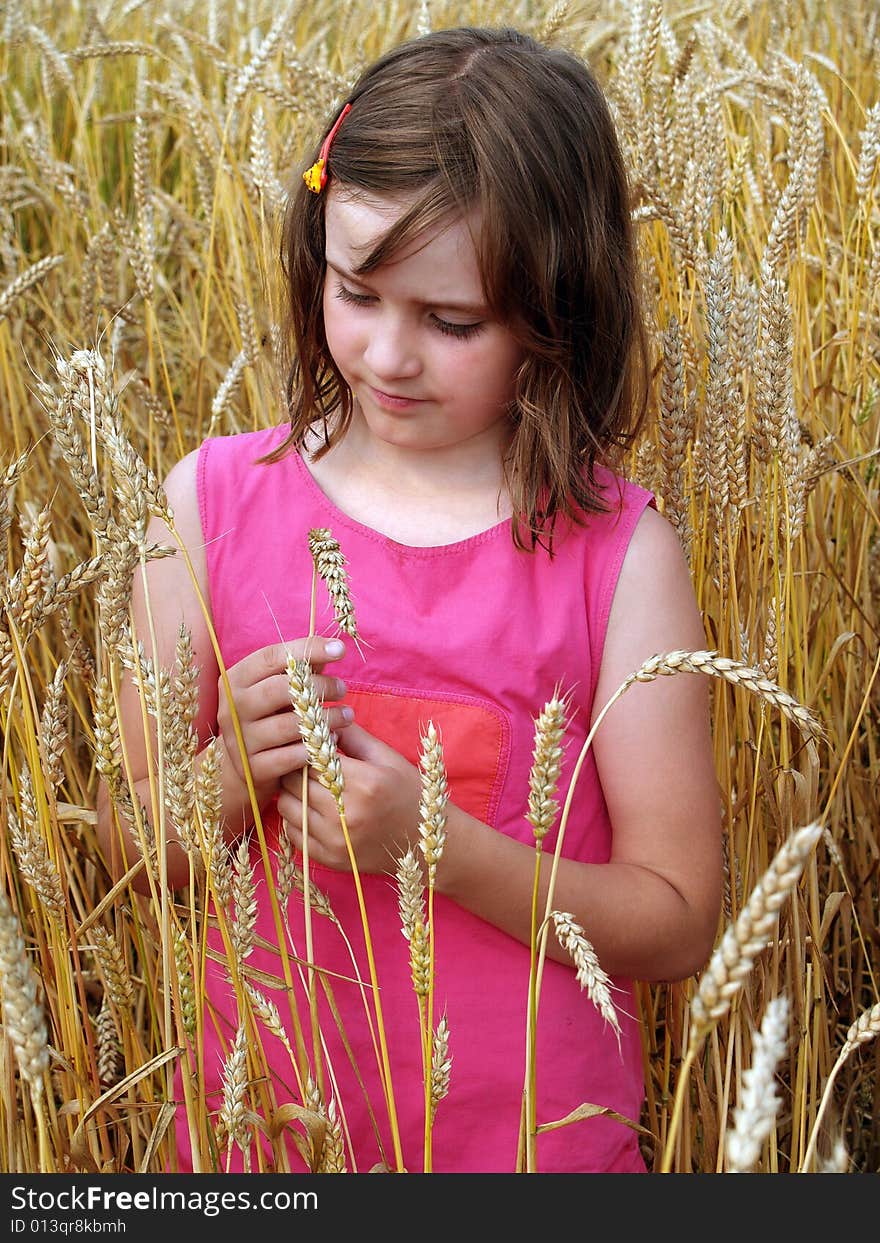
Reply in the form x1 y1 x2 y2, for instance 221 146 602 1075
362 311 422 382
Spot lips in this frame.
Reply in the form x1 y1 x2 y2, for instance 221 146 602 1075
367 385 426 411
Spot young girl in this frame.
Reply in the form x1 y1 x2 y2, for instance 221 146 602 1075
98 26 722 1174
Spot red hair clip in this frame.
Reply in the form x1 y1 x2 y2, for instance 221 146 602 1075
303 102 352 194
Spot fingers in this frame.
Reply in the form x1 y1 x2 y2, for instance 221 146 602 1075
236 671 349 721
217 636 353 794
278 775 340 848
242 703 353 752
239 636 347 683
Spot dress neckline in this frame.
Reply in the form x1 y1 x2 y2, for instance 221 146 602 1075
289 440 514 557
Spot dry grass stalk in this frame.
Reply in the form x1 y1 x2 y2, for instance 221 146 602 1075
308 528 358 638
725 993 790 1172
689 822 823 1053
0 888 50 1101
550 911 621 1046
525 693 567 843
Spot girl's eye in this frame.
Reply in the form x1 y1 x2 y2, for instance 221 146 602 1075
334 279 484 340
334 282 374 306
431 316 485 341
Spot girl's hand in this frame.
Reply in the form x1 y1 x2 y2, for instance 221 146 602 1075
278 723 422 874
217 637 353 806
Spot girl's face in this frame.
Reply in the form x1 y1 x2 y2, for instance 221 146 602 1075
322 187 523 458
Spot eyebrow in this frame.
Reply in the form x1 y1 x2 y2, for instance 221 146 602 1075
325 258 489 316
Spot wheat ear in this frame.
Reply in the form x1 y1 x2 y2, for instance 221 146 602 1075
660 821 822 1172
725 994 790 1172
689 822 823 1053
308 527 358 638
800 1002 880 1172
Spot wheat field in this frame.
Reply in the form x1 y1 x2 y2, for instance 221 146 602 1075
0 0 878 1175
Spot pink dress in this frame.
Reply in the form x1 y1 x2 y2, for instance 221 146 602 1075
176 423 655 1174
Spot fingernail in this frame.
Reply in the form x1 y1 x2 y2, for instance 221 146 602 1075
341 706 354 722
335 679 347 698
325 639 345 658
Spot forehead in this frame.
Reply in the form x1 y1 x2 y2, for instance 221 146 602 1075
324 187 485 296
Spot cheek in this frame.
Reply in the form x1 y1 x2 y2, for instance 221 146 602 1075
322 290 356 362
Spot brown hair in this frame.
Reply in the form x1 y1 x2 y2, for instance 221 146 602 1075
272 26 649 550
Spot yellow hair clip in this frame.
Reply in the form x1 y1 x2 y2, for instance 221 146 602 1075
304 103 352 194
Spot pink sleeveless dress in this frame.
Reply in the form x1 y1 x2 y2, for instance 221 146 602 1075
175 423 655 1174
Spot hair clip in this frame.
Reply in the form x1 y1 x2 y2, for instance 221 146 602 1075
303 102 352 194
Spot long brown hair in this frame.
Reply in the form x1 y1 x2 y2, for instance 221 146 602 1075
272 26 649 550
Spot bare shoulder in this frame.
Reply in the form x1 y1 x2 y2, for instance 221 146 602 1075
613 504 697 619
161 448 202 539
595 505 705 702
133 445 212 675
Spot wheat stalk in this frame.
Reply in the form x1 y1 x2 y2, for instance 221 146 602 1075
550 912 622 1045
0 254 64 320
725 993 790 1172
525 693 567 843
286 657 345 807
308 528 358 639
689 822 823 1053
0 888 50 1108
396 848 430 998
430 1014 452 1123
417 722 448 887
628 650 825 743
218 1021 251 1170
801 1003 880 1172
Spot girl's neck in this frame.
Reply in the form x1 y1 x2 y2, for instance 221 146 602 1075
301 410 512 546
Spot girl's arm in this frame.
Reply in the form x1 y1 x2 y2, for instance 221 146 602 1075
279 506 722 982
95 448 351 894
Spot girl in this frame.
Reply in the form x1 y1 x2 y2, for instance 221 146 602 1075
98 26 722 1174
